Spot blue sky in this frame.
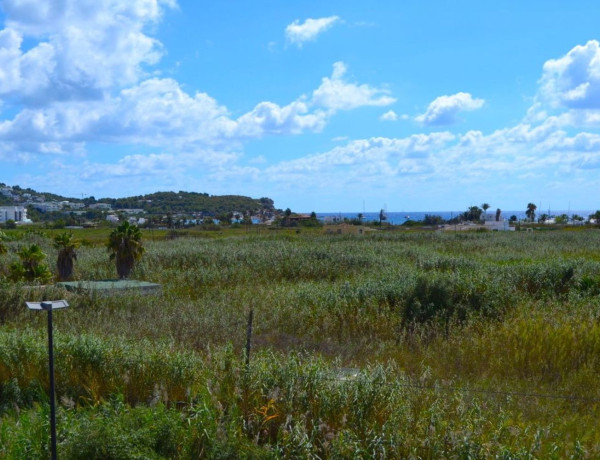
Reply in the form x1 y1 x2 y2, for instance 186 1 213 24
1 0 600 212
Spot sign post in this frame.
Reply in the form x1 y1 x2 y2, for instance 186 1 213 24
26 300 69 460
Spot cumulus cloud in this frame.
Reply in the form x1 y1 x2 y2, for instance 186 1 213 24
380 110 398 121
416 92 485 126
0 57 395 156
312 62 395 112
267 133 455 178
0 0 175 104
0 0 395 162
285 16 340 47
540 40 600 110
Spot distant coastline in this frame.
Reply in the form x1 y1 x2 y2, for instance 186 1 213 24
316 210 597 226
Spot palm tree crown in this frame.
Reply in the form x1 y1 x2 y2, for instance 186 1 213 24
9 244 52 282
53 232 80 281
107 221 145 279
526 203 537 222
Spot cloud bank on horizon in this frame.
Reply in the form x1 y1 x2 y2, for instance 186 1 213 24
1 0 600 212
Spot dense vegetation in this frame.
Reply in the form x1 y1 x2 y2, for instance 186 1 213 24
97 191 275 216
2 184 276 221
1 227 600 458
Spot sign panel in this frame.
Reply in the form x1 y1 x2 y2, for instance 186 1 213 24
25 300 69 310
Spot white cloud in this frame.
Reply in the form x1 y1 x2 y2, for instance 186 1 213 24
235 100 327 138
540 40 600 110
312 62 396 112
380 110 398 121
0 0 175 104
0 0 396 161
0 57 396 156
266 134 455 178
416 92 485 126
285 16 340 47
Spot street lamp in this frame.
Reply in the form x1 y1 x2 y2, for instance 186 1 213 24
26 300 69 460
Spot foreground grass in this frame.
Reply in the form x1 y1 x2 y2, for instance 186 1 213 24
1 228 600 457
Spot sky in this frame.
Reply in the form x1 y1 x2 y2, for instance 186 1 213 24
1 0 600 212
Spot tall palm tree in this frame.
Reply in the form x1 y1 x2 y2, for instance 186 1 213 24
379 209 387 225
481 203 490 219
107 221 145 279
53 232 80 281
526 203 537 222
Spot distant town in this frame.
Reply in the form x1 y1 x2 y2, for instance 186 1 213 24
1 184 599 232
0 184 281 228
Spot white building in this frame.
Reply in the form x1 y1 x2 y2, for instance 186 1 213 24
62 201 85 210
89 203 112 210
483 211 514 231
0 206 31 224
33 202 62 212
0 188 14 198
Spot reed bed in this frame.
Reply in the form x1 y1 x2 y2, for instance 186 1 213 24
1 228 600 457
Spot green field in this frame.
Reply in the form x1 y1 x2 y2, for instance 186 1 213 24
1 227 600 458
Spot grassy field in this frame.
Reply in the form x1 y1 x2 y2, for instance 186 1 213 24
1 226 600 458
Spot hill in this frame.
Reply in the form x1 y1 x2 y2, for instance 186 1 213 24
0 183 275 216
97 191 274 216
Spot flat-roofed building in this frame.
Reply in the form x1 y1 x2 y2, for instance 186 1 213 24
0 206 30 223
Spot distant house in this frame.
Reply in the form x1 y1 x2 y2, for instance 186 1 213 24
483 211 514 231
89 203 112 210
0 187 14 198
288 214 312 223
0 206 31 224
33 202 62 212
121 208 145 215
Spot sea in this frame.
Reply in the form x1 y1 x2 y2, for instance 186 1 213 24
315 210 596 226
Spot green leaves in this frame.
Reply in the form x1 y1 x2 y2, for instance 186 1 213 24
107 222 145 279
8 243 52 283
54 232 80 281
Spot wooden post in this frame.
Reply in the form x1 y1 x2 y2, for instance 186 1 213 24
245 308 254 367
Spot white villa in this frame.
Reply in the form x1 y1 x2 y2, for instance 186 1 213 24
482 211 514 231
0 206 31 224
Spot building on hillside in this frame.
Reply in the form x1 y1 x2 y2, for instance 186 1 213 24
64 202 85 209
121 208 145 214
89 203 112 210
0 187 14 198
0 206 31 224
33 202 62 212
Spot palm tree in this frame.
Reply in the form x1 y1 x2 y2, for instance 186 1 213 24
379 209 387 225
481 203 490 219
107 221 145 279
53 232 80 281
9 244 52 282
526 203 537 222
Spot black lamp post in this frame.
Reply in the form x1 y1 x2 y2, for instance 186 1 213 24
26 300 69 460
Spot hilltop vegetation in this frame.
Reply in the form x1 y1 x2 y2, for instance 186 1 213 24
98 191 274 215
0 183 275 217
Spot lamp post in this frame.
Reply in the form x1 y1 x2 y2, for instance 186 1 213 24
26 300 69 460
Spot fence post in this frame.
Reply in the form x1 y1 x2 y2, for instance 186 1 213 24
245 308 254 368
